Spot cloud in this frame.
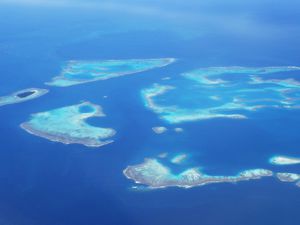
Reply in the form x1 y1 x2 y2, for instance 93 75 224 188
0 0 192 20
1 0 299 40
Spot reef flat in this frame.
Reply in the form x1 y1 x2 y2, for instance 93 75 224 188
182 67 300 85
46 58 176 87
123 157 273 189
142 66 300 124
269 156 300 165
21 102 116 147
0 88 48 107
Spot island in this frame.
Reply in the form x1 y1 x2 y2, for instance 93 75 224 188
174 127 184 133
123 157 273 189
20 102 116 147
141 66 300 124
0 88 48 107
152 126 168 134
276 173 300 182
46 58 176 87
269 156 300 165
170 154 187 164
276 173 300 188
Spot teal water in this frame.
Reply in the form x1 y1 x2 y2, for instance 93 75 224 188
141 67 300 123
79 105 95 113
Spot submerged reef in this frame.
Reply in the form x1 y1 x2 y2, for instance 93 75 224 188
174 127 184 133
142 66 300 123
123 157 273 189
0 88 48 107
152 126 184 134
21 102 116 147
269 156 300 165
183 67 300 85
46 58 176 87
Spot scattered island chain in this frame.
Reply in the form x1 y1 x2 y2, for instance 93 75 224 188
1 59 300 190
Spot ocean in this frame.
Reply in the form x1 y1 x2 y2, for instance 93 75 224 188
0 1 300 225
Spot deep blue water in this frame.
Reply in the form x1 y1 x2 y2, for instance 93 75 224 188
1 1 300 225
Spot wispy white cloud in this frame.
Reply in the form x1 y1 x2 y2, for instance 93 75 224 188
0 0 194 20
1 0 299 40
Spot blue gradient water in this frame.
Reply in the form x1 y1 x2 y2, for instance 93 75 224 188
0 1 300 225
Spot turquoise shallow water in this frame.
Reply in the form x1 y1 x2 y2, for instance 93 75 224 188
47 58 174 86
21 102 116 147
1 1 300 225
141 67 300 124
79 105 95 113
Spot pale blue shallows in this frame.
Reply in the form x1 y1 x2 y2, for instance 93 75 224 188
46 58 176 87
21 102 116 147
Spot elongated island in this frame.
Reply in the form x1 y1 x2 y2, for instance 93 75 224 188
46 58 176 87
269 155 300 165
124 157 273 189
0 88 48 107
